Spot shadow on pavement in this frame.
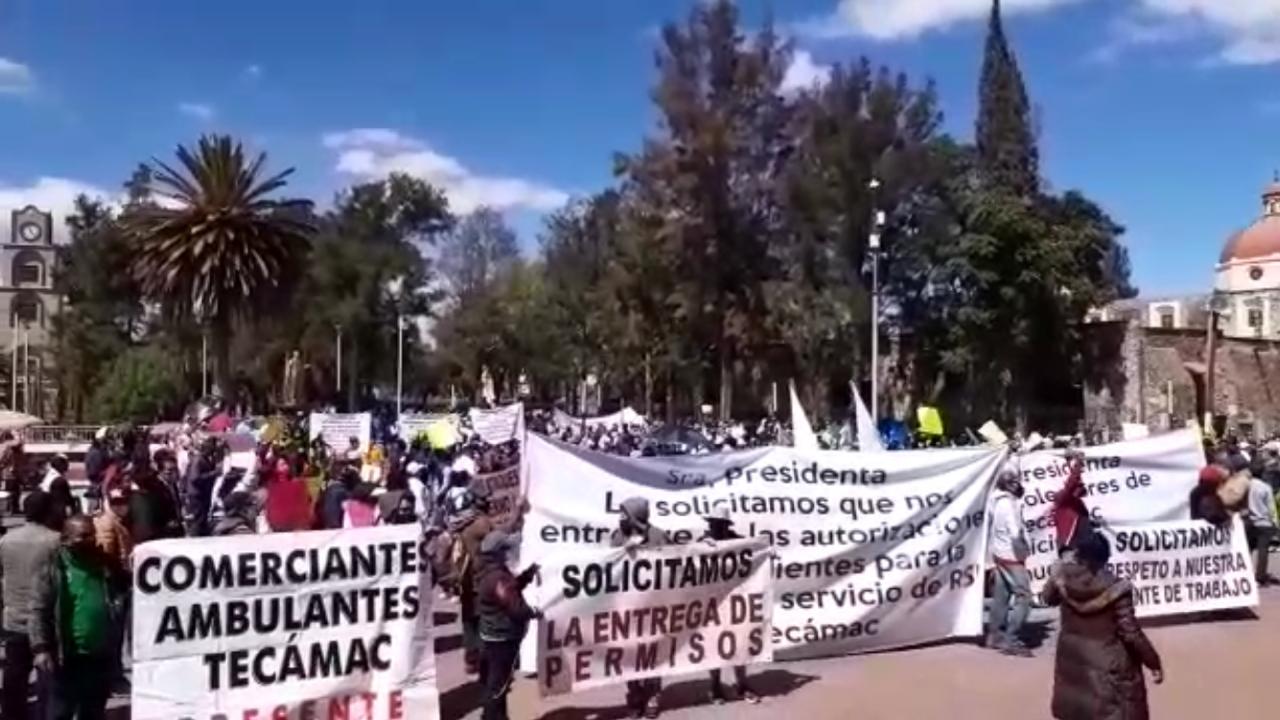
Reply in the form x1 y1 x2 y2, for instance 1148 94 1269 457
531 669 820 720
441 677 482 720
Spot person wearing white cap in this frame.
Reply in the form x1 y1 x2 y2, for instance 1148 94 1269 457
700 502 760 705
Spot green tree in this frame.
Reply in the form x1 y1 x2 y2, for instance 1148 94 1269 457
52 195 148 421
297 174 450 409
122 134 314 401
976 0 1038 197
778 60 945 417
620 0 792 419
89 346 183 423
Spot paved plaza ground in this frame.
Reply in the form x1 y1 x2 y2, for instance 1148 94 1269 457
438 562 1279 720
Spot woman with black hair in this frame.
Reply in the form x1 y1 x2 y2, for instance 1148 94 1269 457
1042 533 1164 720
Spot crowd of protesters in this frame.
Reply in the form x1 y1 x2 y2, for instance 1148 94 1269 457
0 403 1277 719
0 413 521 719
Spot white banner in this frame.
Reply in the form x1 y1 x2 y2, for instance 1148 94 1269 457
1013 429 1204 591
552 407 647 430
523 434 1005 659
470 402 526 445
1105 516 1258 618
310 412 373 453
537 538 773 696
131 526 438 720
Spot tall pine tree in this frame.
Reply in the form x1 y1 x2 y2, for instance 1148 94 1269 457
976 0 1038 197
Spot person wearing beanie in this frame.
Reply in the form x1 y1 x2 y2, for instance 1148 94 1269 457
1190 465 1230 525
610 497 667 718
453 477 525 677
475 530 539 720
699 503 760 705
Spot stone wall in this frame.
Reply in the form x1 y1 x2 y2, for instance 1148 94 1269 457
1083 318 1280 438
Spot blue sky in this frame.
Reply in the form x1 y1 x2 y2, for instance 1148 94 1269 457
2 0 1279 296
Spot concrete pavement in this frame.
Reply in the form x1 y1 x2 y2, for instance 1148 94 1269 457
439 580 1279 719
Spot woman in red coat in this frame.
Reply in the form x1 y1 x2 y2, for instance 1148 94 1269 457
263 455 312 533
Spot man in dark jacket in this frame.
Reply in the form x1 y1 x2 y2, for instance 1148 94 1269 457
129 466 184 544
318 466 358 530
610 497 667 719
31 515 116 720
698 504 760 705
183 439 225 536
0 491 63 718
475 530 538 720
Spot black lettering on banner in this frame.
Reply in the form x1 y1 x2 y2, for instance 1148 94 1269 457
717 630 736 660
605 646 624 676
687 632 705 663
138 556 161 594
201 636 396 691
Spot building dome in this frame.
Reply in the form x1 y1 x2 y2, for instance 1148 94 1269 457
1219 181 1280 264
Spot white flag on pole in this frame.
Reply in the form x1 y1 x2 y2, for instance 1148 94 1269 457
850 381 884 452
789 380 819 451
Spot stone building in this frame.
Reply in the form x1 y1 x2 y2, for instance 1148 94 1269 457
1084 181 1280 438
2 206 61 417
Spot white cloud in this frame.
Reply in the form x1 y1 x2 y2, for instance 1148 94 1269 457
781 50 832 94
323 128 570 214
1125 0 1280 65
0 58 35 95
796 0 1083 41
0 177 114 244
245 64 263 80
177 102 216 121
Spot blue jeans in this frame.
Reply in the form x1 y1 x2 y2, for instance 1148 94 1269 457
989 563 1031 646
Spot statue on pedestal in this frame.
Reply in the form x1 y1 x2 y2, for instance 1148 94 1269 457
282 350 302 407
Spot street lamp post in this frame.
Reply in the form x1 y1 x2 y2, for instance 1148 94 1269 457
335 324 343 393
868 178 886 422
396 314 404 418
201 331 209 398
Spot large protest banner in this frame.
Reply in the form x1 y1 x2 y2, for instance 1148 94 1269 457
538 538 773 696
524 434 1006 659
1103 516 1259 618
132 526 438 720
310 412 373 453
1012 429 1204 590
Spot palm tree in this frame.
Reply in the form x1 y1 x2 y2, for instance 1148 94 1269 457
123 134 314 401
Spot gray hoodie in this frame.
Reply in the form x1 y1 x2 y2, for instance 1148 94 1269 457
609 497 667 548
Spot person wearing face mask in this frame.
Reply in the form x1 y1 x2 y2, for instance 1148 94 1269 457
610 498 668 718
699 503 760 706
31 515 116 719
987 468 1033 657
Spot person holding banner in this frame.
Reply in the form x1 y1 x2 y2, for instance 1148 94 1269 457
476 529 540 720
700 503 761 705
987 470 1034 657
610 497 668 718
1043 533 1163 720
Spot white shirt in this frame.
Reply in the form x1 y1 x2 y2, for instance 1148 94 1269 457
988 491 1028 562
